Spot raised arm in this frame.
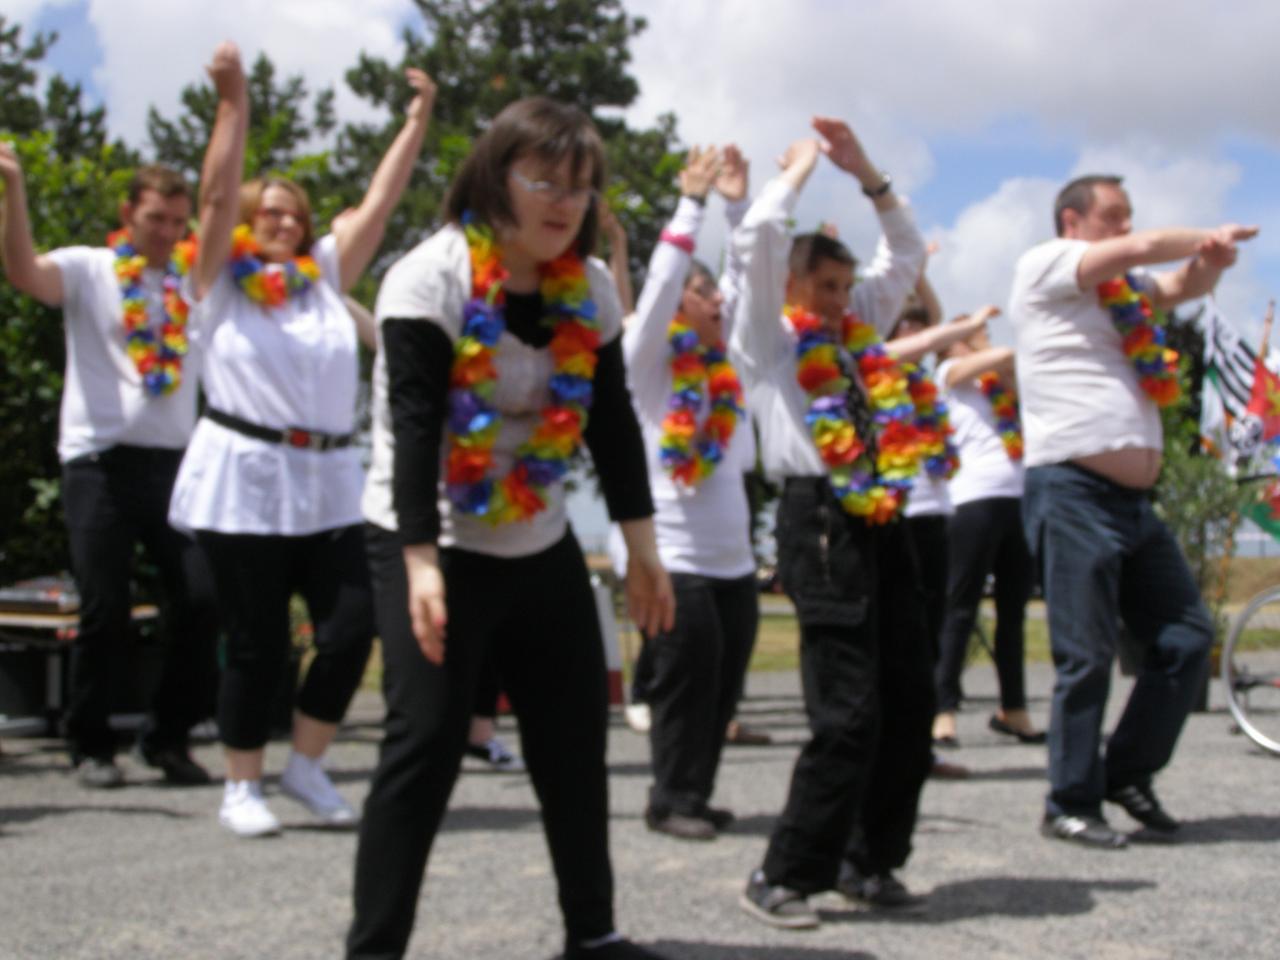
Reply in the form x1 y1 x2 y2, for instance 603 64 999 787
888 306 996 364
728 139 819 378
0 142 64 306
915 242 944 326
193 41 248 300
334 68 437 292
623 146 718 404
714 143 750 328
1075 223 1258 298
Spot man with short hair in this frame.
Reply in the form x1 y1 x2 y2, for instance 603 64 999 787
729 119 934 929
1010 173 1258 847
0 43 247 788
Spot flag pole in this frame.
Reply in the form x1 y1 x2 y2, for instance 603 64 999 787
1260 300 1276 356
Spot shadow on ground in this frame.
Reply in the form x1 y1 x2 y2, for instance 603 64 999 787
845 876 1154 923
545 943 875 960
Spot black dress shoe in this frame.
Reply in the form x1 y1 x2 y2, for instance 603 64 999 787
699 804 735 831
136 744 212 786
837 865 927 910
1040 813 1127 849
644 807 715 841
1106 783 1179 834
989 714 1047 744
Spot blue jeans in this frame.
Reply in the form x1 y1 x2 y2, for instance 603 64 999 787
1022 464 1212 818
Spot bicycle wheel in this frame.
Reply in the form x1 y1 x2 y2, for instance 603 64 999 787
1221 585 1280 756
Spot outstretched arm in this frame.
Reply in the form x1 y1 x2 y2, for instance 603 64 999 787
0 142 64 306
1076 223 1258 298
193 41 248 300
940 345 1015 389
715 143 750 327
599 204 634 316
888 306 996 364
915 241 943 326
334 68 436 292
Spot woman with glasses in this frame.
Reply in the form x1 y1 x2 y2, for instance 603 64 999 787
610 144 761 842
348 96 674 960
168 69 437 838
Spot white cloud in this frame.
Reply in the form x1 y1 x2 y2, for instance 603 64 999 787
82 0 417 145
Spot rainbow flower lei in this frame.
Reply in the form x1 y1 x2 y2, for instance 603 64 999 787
904 362 959 479
977 372 1023 461
789 305 923 523
1098 274 1181 407
444 216 600 524
108 229 197 397
658 317 744 486
228 224 321 307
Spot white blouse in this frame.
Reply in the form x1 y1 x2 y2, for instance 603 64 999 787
937 358 1025 505
169 235 365 535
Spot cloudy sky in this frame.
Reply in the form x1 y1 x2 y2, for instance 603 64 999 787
9 0 1280 544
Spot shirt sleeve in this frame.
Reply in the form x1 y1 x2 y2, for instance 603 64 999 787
718 195 751 339
623 196 706 418
383 317 453 546
727 177 798 384
852 201 927 336
583 334 655 522
45 246 96 317
1023 238 1090 302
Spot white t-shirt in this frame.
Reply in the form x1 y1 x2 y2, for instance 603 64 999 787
937 358 1025 505
1009 238 1162 467
728 178 927 482
362 223 625 559
618 196 755 579
47 247 201 462
169 235 365 535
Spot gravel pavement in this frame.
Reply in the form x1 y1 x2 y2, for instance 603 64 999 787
1 661 1276 960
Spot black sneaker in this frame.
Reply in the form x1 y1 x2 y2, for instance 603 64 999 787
644 807 715 841
1040 813 1128 849
136 743 212 786
700 804 735 831
837 867 927 911
74 757 124 789
1106 783 1179 835
563 935 668 959
738 869 819 929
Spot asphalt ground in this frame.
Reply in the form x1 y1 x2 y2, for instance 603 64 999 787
1 661 1276 960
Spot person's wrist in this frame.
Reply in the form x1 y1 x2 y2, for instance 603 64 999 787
681 190 708 205
860 172 892 198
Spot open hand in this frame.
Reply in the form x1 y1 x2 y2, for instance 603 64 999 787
405 67 438 122
812 116 877 185
0 141 22 185
206 41 245 102
714 144 749 202
776 137 820 175
679 145 720 201
1198 223 1260 269
404 547 447 664
626 550 675 638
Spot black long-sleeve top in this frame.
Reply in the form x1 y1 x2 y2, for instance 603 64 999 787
385 290 654 546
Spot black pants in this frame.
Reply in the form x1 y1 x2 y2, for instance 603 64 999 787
761 479 934 893
645 572 759 817
196 525 375 750
905 514 949 657
935 497 1033 713
348 526 614 959
61 445 218 761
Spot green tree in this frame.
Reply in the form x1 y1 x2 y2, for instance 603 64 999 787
0 17 140 581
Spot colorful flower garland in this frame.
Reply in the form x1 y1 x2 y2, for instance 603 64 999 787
977 372 1024 460
108 228 197 397
228 223 321 307
789 305 923 523
658 317 744 486
905 362 959 479
444 216 600 524
1098 274 1181 407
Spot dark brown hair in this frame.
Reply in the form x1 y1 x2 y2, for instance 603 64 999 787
1054 174 1124 236
788 232 857 278
126 164 191 205
238 177 315 254
444 97 606 258
685 259 716 291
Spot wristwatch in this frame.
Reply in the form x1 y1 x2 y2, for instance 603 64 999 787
861 173 892 198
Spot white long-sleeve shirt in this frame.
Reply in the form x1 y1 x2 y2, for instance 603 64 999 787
727 178 926 481
614 196 755 579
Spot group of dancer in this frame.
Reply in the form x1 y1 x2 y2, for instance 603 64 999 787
0 37 1261 959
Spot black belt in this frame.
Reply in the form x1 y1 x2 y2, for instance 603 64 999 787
205 407 355 452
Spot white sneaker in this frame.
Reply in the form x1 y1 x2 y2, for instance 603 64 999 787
464 736 525 772
219 780 282 838
280 751 357 825
625 702 652 734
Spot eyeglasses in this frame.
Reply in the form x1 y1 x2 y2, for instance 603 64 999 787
510 170 596 206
